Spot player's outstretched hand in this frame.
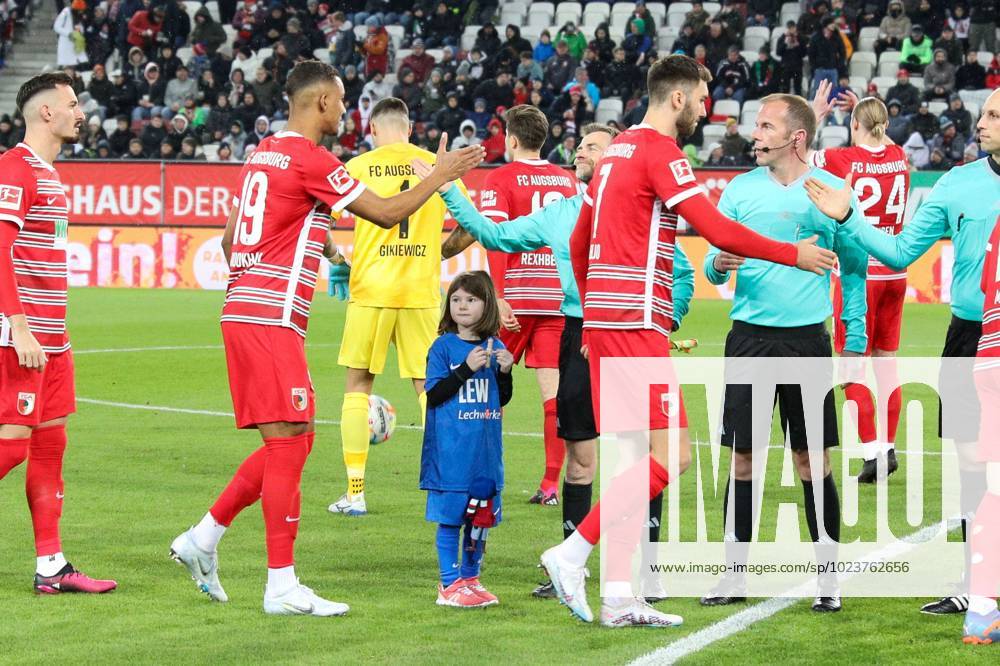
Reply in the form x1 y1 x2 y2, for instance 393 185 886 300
410 158 451 193
498 298 520 332
713 251 745 272
11 324 46 372
466 339 491 372
810 79 836 123
327 262 350 301
836 89 859 113
432 133 485 182
804 171 854 222
795 235 837 275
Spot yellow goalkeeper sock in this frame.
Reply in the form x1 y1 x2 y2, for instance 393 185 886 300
418 391 427 427
341 392 370 497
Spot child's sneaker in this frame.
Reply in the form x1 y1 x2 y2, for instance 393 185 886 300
436 579 490 608
460 577 498 606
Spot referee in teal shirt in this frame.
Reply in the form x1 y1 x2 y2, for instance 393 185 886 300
702 94 870 614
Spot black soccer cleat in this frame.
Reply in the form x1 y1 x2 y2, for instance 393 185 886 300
920 594 969 615
812 594 842 613
532 580 556 599
857 449 900 484
699 574 747 606
528 489 559 506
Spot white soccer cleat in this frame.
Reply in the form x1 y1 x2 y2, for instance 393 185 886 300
600 597 684 628
328 492 367 516
169 529 228 602
540 546 593 623
263 581 350 617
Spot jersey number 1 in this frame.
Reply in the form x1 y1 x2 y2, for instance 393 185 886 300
398 179 411 239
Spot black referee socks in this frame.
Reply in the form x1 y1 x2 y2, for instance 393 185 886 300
802 474 841 543
562 481 593 540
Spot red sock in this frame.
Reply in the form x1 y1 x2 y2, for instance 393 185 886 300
0 437 29 479
541 398 564 493
576 456 671 545
261 433 311 569
26 425 66 556
843 383 877 444
885 387 901 444
970 492 1000 598
210 446 266 527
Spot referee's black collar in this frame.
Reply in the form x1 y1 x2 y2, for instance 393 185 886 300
989 155 1000 176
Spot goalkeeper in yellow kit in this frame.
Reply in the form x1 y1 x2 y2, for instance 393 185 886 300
328 97 470 516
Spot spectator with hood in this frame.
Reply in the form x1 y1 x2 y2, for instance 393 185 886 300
474 22 502 58
127 4 166 57
250 67 280 115
161 0 192 49
885 99 911 144
450 119 481 149
134 62 168 121
876 0 910 55
108 115 136 156
423 2 459 48
466 98 491 136
922 48 956 101
502 25 531 57
251 115 271 145
166 113 194 152
226 120 248 159
540 120 564 156
157 43 183 81
422 69 447 118
434 91 465 140
589 23 615 63
942 93 973 136
234 90 264 130
140 111 168 154
626 2 657 38
362 23 390 76
351 93 375 137
205 93 234 143
622 17 652 63
87 64 115 111
109 69 138 117
482 117 506 163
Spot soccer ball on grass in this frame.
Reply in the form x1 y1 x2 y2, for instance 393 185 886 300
368 395 396 444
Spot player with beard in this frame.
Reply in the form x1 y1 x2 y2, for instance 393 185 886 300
542 55 838 627
0 73 117 594
425 123 696 604
699 93 870 614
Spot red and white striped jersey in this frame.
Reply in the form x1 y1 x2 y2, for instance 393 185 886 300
574 126 702 337
0 144 70 355
977 215 1000 369
811 143 909 280
221 132 365 337
479 159 579 317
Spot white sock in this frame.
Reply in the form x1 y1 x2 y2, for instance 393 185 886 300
266 565 297 596
559 531 594 568
860 440 881 462
36 552 67 577
969 595 998 615
602 581 634 601
191 512 227 552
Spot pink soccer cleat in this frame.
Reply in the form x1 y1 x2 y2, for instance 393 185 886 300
436 579 491 608
34 563 117 594
461 577 499 606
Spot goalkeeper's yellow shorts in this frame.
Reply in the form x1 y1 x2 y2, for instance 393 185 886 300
338 304 439 379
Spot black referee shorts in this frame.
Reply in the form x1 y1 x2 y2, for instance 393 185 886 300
938 315 982 441
556 317 599 441
721 321 839 452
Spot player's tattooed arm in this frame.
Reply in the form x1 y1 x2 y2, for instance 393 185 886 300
441 226 476 259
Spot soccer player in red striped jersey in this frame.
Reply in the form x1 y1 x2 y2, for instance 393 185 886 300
964 214 1000 643
481 105 580 505
169 61 483 616
540 54 837 627
812 85 910 483
0 73 117 594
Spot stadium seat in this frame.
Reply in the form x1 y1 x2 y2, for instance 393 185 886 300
182 1 200 22
848 75 868 91
713 99 741 120
646 2 667 24
878 60 900 77
426 48 444 63
821 135 846 149
610 2 634 20
256 47 273 61
977 51 993 68
740 50 757 64
741 111 758 128
852 51 876 68
500 3 527 26
582 1 610 22
858 26 878 53
611 15 629 36
461 25 479 52
701 123 726 147
353 24 368 41
396 49 413 68
744 26 770 51
81 70 93 87
910 76 924 88
821 125 849 145
879 50 901 66
386 25 404 48
596 97 623 124
521 26 542 44
269 120 287 133
554 2 582 26
222 25 237 43
742 100 762 115
383 73 397 86
667 8 687 28
102 118 117 135
871 76 895 92
205 1 220 22
928 101 947 115
967 102 980 120
313 47 329 61
201 143 219 160
529 1 555 20
528 11 552 28
849 59 873 79
177 46 194 64
703 2 721 14
738 123 755 139
780 3 801 25
657 26 679 51
770 28 783 56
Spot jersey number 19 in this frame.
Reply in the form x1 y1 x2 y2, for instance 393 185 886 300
236 171 268 246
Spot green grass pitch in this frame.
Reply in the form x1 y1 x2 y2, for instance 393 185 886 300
0 289 994 664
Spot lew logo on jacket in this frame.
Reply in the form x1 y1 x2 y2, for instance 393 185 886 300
17 392 35 416
291 387 308 412
0 185 23 211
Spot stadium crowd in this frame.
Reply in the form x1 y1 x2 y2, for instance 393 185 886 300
0 0 996 168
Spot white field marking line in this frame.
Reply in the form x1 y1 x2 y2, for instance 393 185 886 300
74 398 954 455
629 519 946 666
73 343 341 355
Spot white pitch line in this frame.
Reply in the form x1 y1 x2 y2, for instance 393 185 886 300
629 519 946 665
73 343 340 355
